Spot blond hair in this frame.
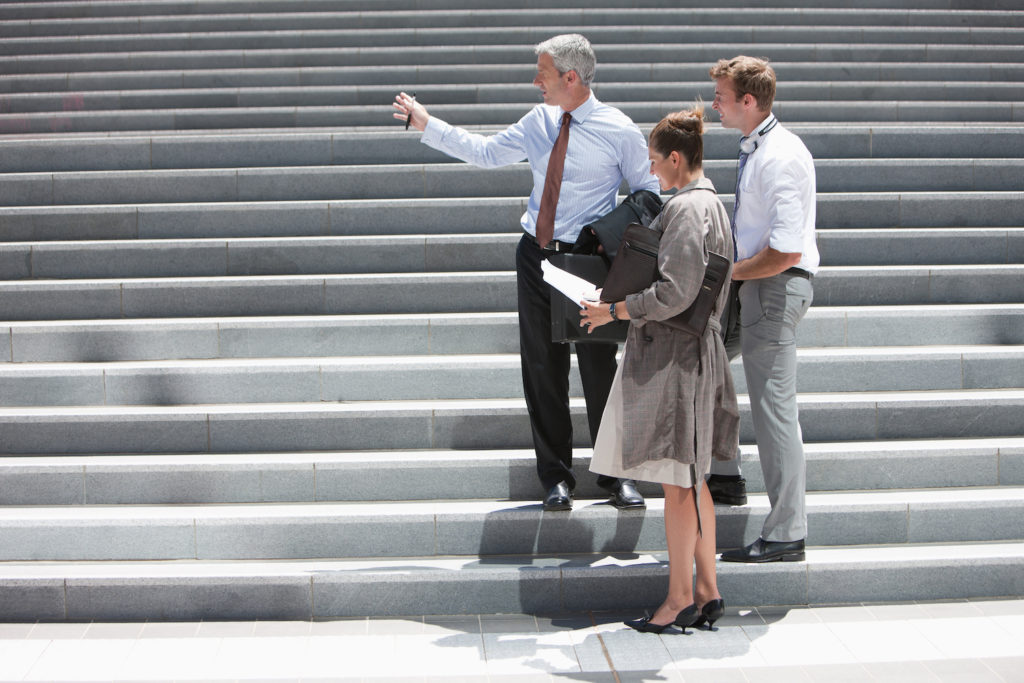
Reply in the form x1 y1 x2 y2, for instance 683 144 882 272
709 56 776 112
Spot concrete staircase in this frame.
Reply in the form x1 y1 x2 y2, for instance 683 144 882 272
1 0 1022 621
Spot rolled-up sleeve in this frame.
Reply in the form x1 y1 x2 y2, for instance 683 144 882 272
624 200 707 323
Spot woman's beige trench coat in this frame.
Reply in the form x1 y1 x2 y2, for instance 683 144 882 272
620 176 740 478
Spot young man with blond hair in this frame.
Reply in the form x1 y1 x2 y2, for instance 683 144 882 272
708 56 819 563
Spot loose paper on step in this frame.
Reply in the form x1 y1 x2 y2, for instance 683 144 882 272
541 259 601 308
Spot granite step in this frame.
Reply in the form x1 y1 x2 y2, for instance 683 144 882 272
0 542 1022 620
3 159 1021 207
3 43 1022 77
0 487 1021 562
1 265 1022 321
5 63 1024 96
0 0 1016 21
4 9 1023 39
5 25 1024 58
3 126 1024 174
3 98 1023 134
3 438 1021 505
3 305 1023 363
1 192 1021 244
0 390 1020 454
0 346 1021 406
3 81 1023 115
2 228 1019 280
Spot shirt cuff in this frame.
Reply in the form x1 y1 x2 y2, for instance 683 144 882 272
420 116 449 146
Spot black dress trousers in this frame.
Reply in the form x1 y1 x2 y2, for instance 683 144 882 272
515 234 619 491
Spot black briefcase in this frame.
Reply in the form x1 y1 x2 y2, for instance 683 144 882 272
548 253 628 344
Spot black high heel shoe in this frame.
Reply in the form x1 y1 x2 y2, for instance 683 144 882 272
693 598 725 630
625 603 698 634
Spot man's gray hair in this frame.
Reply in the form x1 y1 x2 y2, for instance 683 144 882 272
535 34 596 86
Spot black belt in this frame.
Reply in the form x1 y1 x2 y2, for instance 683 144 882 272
783 267 813 279
526 233 575 253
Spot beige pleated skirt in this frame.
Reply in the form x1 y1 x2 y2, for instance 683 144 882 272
589 362 697 488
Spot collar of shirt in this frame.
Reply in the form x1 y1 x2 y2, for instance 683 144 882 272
739 112 779 154
560 91 597 125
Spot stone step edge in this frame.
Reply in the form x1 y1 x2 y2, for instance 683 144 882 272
0 388 1022 416
3 436 1021 468
1 542 1021 619
3 263 1023 287
1 344 1020 370
3 304 1021 328
5 227 1022 249
2 485 1023 519
2 121 1016 142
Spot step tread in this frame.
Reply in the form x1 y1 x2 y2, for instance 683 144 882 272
1 541 1022 578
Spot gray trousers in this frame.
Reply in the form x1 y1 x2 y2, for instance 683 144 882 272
711 272 813 542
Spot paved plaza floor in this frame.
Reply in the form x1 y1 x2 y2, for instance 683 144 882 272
0 598 1022 682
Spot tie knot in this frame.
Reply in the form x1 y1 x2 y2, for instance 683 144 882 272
561 112 572 127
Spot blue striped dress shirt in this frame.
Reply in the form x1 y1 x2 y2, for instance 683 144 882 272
420 92 660 244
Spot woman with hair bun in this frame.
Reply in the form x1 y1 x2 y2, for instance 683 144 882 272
580 104 740 634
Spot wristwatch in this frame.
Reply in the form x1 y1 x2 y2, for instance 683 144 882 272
609 302 617 321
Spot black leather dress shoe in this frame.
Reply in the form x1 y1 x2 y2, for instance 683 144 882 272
720 537 805 563
706 475 747 506
605 479 645 509
543 481 572 511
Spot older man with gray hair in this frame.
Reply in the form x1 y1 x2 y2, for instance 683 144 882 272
394 34 659 511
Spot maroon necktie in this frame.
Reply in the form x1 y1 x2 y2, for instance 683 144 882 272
535 111 572 248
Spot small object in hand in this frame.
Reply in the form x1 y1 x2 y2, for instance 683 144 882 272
406 92 416 130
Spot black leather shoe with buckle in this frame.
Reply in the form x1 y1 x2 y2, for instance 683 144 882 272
706 474 747 506
543 481 572 511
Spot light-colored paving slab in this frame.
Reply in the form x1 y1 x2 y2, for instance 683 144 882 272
1 599 1022 681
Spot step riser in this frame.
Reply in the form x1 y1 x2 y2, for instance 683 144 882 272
4 308 1024 362
3 194 1021 244
6 65 1024 96
5 10 1024 38
3 444 1021 505
0 395 1020 454
3 161 1023 208
5 128 1024 174
2 268 1022 321
4 83 1024 114
1 353 1022 406
1 553 1020 621
4 99 1024 134
1 230 1021 281
1 498 1021 561
3 42 1023 76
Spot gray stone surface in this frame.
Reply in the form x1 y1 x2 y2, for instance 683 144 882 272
195 511 437 559
312 563 563 617
217 315 431 358
0 206 138 242
0 516 195 560
65 576 313 621
1002 444 1024 485
121 277 325 318
0 281 123 322
208 408 433 452
0 366 104 406
0 464 84 505
138 202 330 239
0 411 210 455
104 364 322 405
0 579 66 622
10 321 221 362
29 241 229 279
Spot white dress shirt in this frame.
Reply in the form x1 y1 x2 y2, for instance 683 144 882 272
420 92 659 244
733 114 819 274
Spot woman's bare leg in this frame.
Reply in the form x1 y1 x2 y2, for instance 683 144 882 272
694 482 721 608
648 483 699 625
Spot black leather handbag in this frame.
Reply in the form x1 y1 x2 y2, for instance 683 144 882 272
601 222 731 337
548 190 663 344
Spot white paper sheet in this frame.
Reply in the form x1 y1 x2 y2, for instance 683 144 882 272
541 259 601 308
